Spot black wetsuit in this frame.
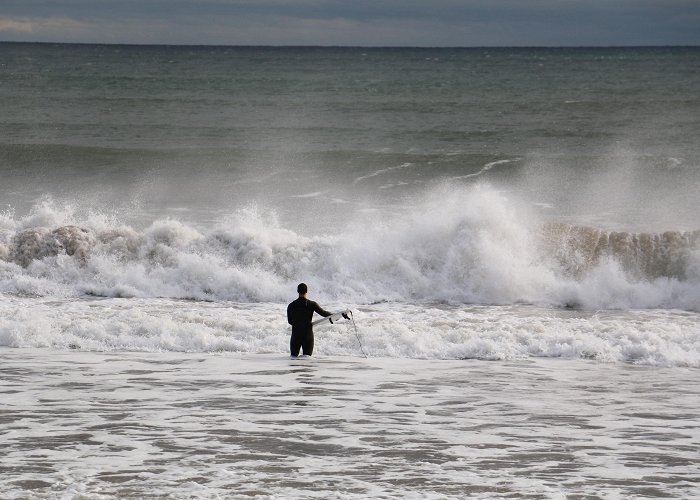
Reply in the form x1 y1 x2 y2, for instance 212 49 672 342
287 297 332 356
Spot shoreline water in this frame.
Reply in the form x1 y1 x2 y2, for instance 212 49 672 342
1 348 698 498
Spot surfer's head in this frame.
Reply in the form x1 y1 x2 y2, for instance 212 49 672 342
297 282 308 296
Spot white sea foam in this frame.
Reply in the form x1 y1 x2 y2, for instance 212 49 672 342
0 187 698 313
2 350 698 498
0 297 698 366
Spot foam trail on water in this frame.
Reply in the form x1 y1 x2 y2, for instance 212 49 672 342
453 157 522 179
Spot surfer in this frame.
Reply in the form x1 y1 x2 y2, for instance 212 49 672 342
287 283 333 357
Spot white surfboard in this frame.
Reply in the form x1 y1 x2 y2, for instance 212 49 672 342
311 309 350 327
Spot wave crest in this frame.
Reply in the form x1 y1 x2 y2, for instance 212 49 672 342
1 191 698 311
542 223 700 280
9 225 96 267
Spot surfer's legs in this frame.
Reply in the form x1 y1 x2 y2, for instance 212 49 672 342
301 334 314 356
290 334 303 357
290 330 313 357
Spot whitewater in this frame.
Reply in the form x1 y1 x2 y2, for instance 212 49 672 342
0 185 698 367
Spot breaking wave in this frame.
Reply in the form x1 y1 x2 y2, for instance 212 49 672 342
1 186 699 311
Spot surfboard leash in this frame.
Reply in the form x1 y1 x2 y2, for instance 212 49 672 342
348 310 368 359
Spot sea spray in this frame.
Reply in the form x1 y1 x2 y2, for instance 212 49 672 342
0 187 698 311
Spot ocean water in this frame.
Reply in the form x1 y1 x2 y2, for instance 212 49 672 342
2 350 699 498
1 43 699 498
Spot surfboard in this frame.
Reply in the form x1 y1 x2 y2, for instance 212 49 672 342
311 309 350 327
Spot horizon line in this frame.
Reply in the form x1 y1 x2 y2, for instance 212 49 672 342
1 40 699 50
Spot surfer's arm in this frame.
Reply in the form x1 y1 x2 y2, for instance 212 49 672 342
287 304 294 325
313 302 332 317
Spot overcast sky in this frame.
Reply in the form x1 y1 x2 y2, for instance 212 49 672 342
1 0 699 46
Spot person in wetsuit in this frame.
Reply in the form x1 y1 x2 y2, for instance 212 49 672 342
287 283 332 357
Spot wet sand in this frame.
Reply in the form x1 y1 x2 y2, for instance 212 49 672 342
1 348 699 498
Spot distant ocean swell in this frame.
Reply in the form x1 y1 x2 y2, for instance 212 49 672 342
1 186 698 311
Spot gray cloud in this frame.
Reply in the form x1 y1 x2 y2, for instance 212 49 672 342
1 0 699 45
